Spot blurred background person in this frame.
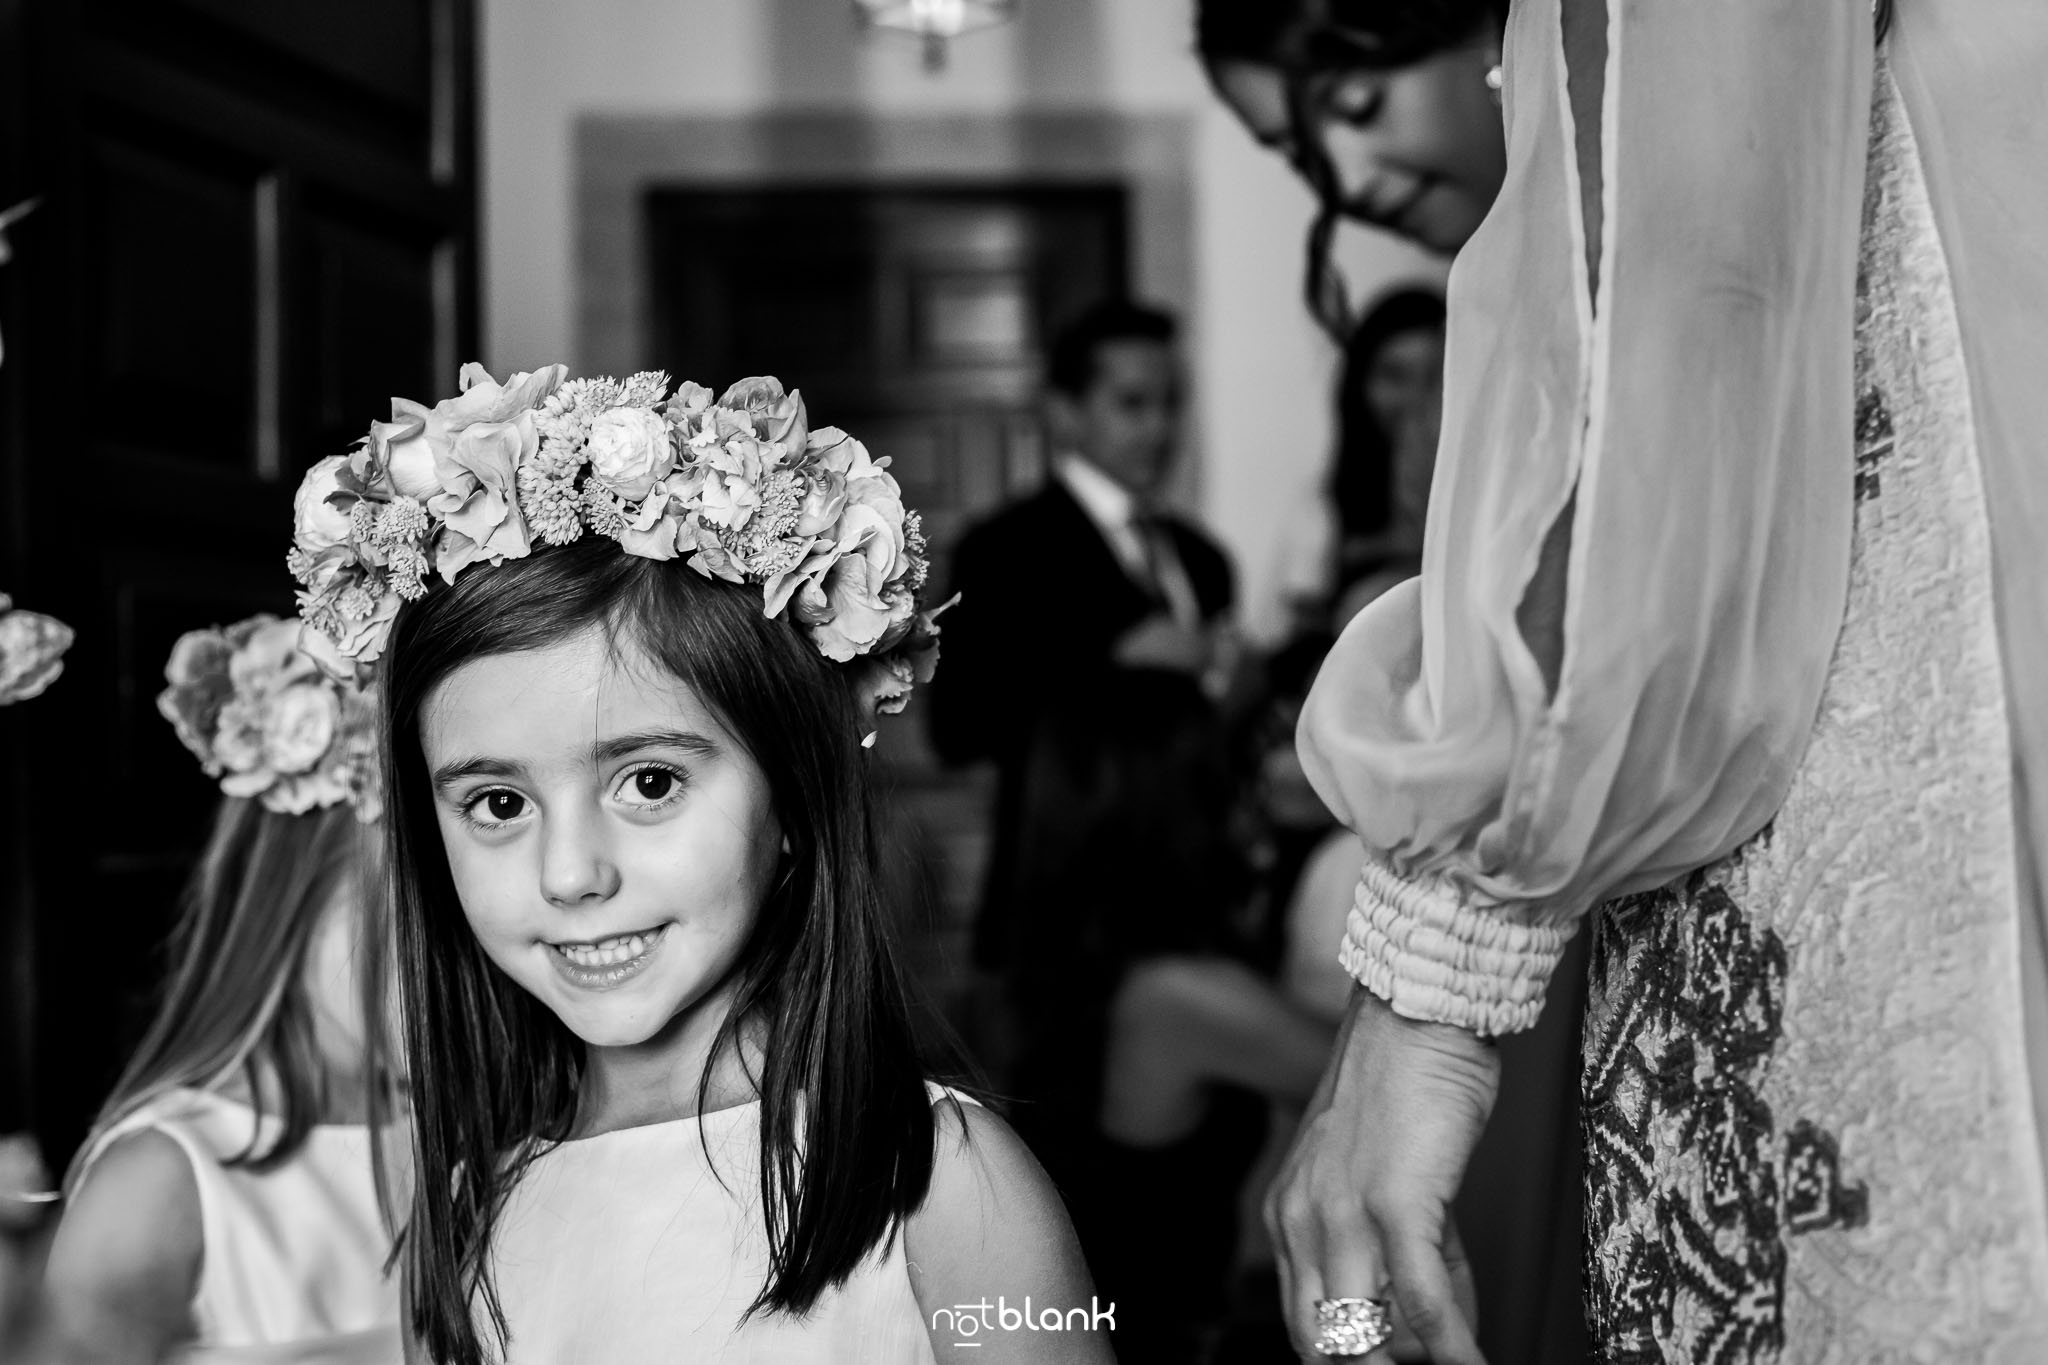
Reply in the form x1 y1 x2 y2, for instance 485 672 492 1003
33 617 402 1365
1276 285 1446 643
1002 671 1333 1365
1327 286 1444 609
928 298 1237 1071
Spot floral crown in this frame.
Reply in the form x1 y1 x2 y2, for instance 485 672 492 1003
158 615 382 821
289 366 944 719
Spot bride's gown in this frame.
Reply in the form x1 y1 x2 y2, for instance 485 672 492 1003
1296 0 2048 1358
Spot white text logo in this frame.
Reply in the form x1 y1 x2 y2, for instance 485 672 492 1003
930 1296 1116 1346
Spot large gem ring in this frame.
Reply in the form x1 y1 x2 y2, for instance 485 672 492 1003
1314 1297 1394 1357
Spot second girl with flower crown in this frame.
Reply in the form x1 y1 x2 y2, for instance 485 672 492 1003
38 615 404 1364
294 366 1111 1363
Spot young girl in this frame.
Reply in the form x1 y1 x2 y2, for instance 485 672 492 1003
40 615 401 1364
296 367 1110 1364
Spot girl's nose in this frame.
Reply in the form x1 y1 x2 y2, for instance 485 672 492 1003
539 809 622 907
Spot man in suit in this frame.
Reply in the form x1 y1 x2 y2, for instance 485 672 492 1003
929 298 1236 972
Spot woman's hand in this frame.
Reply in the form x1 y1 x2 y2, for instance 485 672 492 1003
1266 989 1496 1364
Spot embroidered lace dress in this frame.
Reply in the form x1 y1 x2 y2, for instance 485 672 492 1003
77 1088 402 1364
1296 0 2048 1358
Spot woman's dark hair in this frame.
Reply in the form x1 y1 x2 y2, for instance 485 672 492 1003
1332 286 1446 544
369 537 940 1365
1195 0 1505 71
1193 0 1298 66
74 799 367 1184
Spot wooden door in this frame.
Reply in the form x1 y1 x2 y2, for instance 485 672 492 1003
645 186 1128 1045
0 0 478 1161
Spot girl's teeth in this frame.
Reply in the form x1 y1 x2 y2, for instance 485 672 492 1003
559 929 658 966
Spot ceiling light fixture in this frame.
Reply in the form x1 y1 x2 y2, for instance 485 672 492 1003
855 0 1016 73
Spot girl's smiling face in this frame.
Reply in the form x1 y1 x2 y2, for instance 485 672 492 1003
421 625 783 1051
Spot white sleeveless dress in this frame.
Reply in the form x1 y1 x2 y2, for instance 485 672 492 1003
484 1086 975 1364
80 1088 401 1365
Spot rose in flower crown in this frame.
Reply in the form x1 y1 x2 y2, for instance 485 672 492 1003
289 366 947 713
158 615 381 821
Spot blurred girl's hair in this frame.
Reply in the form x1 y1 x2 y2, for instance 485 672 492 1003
74 799 369 1181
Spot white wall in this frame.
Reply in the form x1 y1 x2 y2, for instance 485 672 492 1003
481 0 1442 640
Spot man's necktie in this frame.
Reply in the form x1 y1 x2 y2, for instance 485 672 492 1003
1130 510 1203 628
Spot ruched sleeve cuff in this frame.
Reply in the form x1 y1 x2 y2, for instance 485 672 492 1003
1336 856 1576 1037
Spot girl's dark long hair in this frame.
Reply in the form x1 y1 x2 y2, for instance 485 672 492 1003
72 799 364 1183
370 537 939 1365
1332 286 1446 543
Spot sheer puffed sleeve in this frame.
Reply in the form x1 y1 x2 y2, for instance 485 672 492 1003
1298 0 1875 1035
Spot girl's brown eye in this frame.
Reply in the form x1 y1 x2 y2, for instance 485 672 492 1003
485 792 525 821
633 770 676 802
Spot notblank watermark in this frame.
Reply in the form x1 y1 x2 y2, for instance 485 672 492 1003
931 1297 1116 1346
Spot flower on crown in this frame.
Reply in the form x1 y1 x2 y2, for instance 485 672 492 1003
0 593 74 705
158 615 382 821
289 365 947 715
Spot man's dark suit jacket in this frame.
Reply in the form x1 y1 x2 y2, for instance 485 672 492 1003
927 478 1235 970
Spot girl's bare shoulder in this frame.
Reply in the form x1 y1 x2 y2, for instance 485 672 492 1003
44 1129 203 1342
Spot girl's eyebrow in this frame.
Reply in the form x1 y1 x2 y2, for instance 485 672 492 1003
431 729 719 790
432 755 526 789
592 728 721 765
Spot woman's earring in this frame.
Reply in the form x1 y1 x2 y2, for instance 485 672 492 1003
1483 59 1504 107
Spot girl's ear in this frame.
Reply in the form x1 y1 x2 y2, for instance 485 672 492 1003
781 834 792 856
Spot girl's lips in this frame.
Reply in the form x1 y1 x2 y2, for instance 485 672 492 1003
547 924 670 992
